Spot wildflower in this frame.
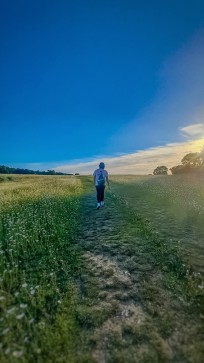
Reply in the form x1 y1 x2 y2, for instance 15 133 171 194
22 283 27 288
14 292 19 297
7 307 16 314
16 313 25 320
38 321 45 327
29 318 34 324
2 328 10 335
0 296 5 301
20 303 27 309
5 348 10 355
30 289 35 295
12 351 23 358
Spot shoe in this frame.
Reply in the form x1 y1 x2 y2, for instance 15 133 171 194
97 203 100 210
101 201 104 207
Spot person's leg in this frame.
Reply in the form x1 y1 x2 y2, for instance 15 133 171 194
100 186 105 206
96 186 101 209
96 186 100 202
101 186 105 202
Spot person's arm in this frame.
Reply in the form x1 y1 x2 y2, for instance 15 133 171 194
106 175 110 189
93 172 96 186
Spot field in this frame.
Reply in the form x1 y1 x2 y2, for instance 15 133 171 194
0 174 204 363
111 174 204 273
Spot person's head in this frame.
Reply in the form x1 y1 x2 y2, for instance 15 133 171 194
99 162 105 169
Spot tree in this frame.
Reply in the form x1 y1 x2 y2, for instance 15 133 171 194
200 147 204 163
47 170 56 175
0 164 69 175
153 166 168 175
0 165 9 174
181 152 202 168
170 165 189 174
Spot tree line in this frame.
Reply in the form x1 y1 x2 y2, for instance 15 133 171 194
0 165 78 176
153 148 204 175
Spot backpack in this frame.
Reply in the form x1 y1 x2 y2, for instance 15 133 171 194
98 171 105 186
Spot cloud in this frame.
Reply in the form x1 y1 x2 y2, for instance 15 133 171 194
54 134 204 174
180 123 204 138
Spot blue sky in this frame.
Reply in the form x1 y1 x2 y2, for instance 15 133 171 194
1 0 204 173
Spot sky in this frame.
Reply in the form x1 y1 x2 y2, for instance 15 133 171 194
1 0 204 174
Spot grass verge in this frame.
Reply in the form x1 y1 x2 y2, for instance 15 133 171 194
110 190 204 312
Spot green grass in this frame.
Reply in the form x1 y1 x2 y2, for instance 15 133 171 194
0 175 94 362
110 175 204 310
111 174 204 273
1 174 204 362
105 181 204 363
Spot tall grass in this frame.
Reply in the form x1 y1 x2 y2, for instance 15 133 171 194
0 176 90 362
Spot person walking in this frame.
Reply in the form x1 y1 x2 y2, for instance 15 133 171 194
93 162 110 209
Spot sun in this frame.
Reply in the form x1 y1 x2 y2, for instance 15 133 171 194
191 138 204 152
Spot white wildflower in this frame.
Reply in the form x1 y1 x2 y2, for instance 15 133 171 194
7 307 16 314
20 303 27 309
38 321 45 327
12 351 23 358
22 283 27 288
16 313 25 320
2 328 10 335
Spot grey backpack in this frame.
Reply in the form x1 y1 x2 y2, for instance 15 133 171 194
98 171 105 186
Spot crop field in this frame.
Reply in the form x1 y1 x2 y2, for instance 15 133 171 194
0 175 204 363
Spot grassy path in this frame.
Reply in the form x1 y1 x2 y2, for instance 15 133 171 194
76 182 204 363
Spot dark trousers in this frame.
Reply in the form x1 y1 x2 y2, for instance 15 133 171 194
96 185 105 203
